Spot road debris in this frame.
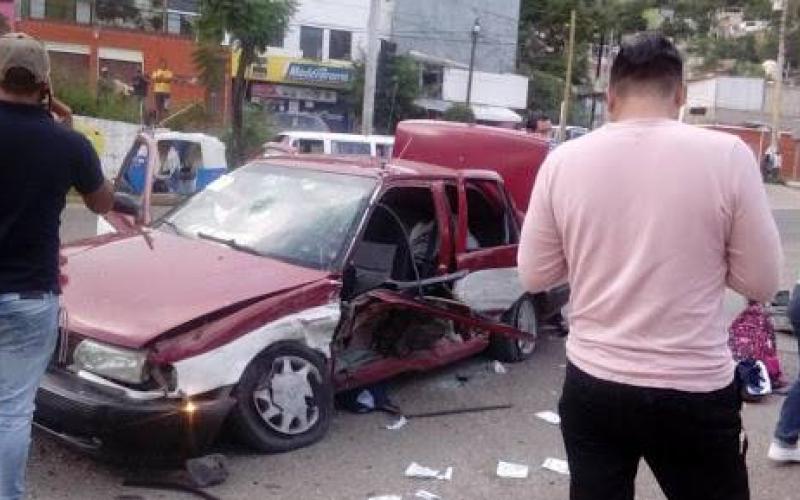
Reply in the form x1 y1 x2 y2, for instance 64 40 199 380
405 403 512 420
385 415 409 431
185 454 229 488
415 490 442 499
542 458 570 476
496 461 530 479
405 462 453 481
535 410 561 425
492 361 507 374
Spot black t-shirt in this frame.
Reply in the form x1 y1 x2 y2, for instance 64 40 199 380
0 101 104 294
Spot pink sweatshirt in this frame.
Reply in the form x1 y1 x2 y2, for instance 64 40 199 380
518 119 782 392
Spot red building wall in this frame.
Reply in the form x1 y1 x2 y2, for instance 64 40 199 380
16 19 206 107
704 125 798 181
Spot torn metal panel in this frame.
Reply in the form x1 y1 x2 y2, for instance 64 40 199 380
173 303 341 397
453 267 525 314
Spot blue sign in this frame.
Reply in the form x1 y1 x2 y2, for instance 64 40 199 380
286 63 352 87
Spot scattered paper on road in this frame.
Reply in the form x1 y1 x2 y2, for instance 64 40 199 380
386 416 408 431
496 461 529 479
535 411 561 425
405 462 453 481
415 490 441 500
542 458 570 475
493 361 507 374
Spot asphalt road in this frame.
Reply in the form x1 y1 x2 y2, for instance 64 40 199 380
30 186 800 500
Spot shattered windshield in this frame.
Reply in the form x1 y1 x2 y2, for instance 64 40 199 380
162 164 376 270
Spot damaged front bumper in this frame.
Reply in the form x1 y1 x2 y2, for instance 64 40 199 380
34 368 235 459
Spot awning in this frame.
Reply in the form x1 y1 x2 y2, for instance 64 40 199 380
414 98 523 124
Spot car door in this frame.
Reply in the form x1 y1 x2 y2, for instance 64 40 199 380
454 178 520 272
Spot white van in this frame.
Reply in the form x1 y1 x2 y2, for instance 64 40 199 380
264 132 395 159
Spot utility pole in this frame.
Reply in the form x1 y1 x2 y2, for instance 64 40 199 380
466 18 481 108
771 0 789 153
362 0 381 135
558 9 577 143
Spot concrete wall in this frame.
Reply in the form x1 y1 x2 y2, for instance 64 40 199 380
392 0 520 73
280 0 394 62
443 68 528 108
73 116 141 178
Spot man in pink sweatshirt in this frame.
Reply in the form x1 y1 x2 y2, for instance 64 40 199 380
518 33 781 500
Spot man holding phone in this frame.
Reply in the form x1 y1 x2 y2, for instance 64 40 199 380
0 33 114 500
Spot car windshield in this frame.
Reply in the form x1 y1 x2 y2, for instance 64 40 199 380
162 164 377 270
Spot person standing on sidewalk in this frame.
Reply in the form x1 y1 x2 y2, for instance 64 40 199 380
0 33 114 500
518 33 781 500
769 285 800 463
151 59 173 123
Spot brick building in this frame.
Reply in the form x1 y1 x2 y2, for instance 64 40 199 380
14 1 207 110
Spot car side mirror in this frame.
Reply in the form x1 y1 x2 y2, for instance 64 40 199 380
113 192 143 221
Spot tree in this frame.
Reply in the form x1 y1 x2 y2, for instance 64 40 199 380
442 103 475 123
197 0 296 165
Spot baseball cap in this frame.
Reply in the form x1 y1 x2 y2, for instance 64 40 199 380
0 32 50 84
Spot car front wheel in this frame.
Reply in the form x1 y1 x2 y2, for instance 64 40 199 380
231 342 333 453
488 296 538 363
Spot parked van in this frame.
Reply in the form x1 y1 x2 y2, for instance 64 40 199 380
264 132 395 159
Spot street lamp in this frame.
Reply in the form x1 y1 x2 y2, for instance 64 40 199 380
466 18 481 109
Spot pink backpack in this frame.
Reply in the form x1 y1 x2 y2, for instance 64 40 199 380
729 302 783 384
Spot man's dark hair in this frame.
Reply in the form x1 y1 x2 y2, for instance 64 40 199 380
0 67 41 95
527 111 551 132
610 33 683 97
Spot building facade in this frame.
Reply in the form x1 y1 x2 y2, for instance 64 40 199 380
15 0 206 107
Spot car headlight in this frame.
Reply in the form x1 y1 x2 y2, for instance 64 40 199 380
73 340 149 385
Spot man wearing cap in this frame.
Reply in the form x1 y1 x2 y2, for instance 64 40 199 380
0 33 113 499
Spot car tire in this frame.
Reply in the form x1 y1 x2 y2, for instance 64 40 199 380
230 342 334 453
488 296 538 363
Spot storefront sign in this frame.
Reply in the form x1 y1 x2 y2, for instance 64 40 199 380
285 63 352 86
232 52 354 89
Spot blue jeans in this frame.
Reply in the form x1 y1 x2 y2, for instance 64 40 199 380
775 285 800 446
0 294 58 500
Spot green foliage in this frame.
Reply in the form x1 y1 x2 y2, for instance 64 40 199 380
220 104 273 166
193 43 228 93
347 54 424 133
53 77 139 123
442 103 476 123
528 70 564 121
198 0 296 164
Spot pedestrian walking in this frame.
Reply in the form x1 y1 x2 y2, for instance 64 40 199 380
0 33 114 500
518 33 781 500
769 284 800 463
96 66 113 105
151 58 173 123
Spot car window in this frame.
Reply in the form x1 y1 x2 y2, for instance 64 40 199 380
297 139 325 154
164 164 376 270
333 141 371 155
376 143 393 159
118 140 150 196
464 180 518 251
153 140 203 196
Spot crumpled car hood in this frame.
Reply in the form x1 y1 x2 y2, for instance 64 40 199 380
62 231 330 348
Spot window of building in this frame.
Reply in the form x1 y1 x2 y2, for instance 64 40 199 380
166 0 199 36
76 0 91 23
29 0 45 19
47 48 90 86
300 26 324 60
329 30 352 60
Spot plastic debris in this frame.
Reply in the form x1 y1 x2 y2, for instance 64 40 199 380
542 458 570 475
535 411 561 425
415 490 441 500
493 361 507 374
496 461 529 479
386 416 409 431
405 463 453 481
185 454 229 488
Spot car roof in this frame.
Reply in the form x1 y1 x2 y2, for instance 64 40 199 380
252 154 503 182
277 131 395 142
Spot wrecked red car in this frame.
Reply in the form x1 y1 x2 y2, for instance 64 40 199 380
36 143 565 457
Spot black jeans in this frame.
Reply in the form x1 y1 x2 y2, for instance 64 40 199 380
560 363 749 500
